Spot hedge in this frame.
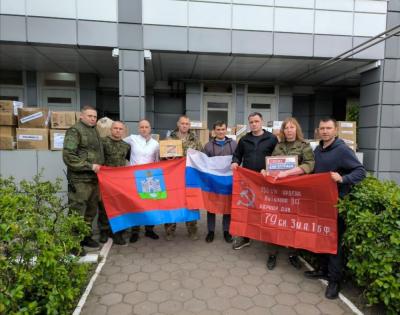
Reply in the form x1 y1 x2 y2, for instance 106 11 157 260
0 176 90 314
338 176 400 314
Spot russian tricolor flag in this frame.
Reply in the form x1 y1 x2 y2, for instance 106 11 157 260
185 149 233 214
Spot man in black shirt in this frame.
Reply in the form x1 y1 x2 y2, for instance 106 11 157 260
231 112 278 250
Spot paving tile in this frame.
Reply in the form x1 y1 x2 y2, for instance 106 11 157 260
229 295 254 310
82 216 356 315
207 296 231 311
148 289 171 303
159 300 183 314
92 283 114 296
99 292 122 306
252 294 276 308
107 273 128 284
123 291 146 305
184 298 207 312
172 288 193 302
216 286 238 298
114 281 137 294
138 280 159 293
271 304 297 315
133 301 158 315
275 293 299 306
107 303 132 315
294 302 321 315
317 300 345 315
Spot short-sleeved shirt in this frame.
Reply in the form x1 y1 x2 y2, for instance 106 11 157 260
124 134 160 165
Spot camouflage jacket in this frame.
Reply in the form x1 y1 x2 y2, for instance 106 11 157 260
63 120 104 181
102 136 131 167
169 129 203 156
272 139 315 174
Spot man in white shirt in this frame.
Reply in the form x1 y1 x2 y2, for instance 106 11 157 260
124 119 160 242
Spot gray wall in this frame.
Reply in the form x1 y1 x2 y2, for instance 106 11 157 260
0 150 67 193
293 95 314 139
79 73 97 109
278 86 293 121
358 1 400 182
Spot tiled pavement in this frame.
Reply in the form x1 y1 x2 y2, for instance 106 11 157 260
81 215 355 315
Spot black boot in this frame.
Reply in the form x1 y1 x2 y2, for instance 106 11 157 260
267 255 277 270
223 231 233 243
145 230 159 240
288 255 301 269
304 269 329 280
205 231 214 243
129 233 139 243
81 236 99 248
113 232 126 245
325 281 340 299
99 231 109 243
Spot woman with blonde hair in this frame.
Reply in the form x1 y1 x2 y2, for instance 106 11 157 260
261 117 315 270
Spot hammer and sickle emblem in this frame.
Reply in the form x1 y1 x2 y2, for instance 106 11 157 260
237 181 256 208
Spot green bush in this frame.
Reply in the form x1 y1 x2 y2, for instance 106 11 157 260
338 176 400 314
0 175 90 314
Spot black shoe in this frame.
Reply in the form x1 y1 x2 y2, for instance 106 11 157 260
205 231 214 243
267 255 277 270
223 231 233 243
288 255 301 269
325 281 340 299
145 230 159 240
130 233 139 243
304 270 329 280
99 231 109 243
113 233 126 245
81 237 99 248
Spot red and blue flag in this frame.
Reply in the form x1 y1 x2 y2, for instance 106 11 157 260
98 158 199 232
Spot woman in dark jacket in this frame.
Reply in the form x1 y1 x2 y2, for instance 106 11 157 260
261 117 315 270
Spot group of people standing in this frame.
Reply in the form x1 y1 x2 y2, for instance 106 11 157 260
63 105 365 300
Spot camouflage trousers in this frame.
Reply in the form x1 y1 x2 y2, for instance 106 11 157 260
98 201 111 233
164 221 197 235
68 180 99 235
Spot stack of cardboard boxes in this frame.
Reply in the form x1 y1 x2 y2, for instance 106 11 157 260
17 107 50 150
337 121 357 151
190 121 210 146
0 100 80 151
49 111 78 150
0 100 23 150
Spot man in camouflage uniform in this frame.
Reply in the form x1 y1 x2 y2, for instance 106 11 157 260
63 105 104 249
98 121 131 245
164 115 203 241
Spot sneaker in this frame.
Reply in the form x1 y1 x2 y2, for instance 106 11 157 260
205 231 214 243
232 237 250 250
129 233 139 243
113 233 126 245
304 270 329 280
223 231 233 243
99 231 109 243
165 232 175 241
145 230 159 240
189 231 199 241
267 255 277 270
81 237 100 248
288 255 301 269
325 281 340 299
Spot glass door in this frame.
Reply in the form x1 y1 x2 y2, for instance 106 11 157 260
203 94 233 129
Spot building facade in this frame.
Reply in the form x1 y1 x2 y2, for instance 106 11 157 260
0 0 399 182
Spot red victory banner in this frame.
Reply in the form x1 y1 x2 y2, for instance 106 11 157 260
230 167 339 254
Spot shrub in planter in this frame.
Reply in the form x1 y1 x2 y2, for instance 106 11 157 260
0 175 90 314
338 176 400 314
